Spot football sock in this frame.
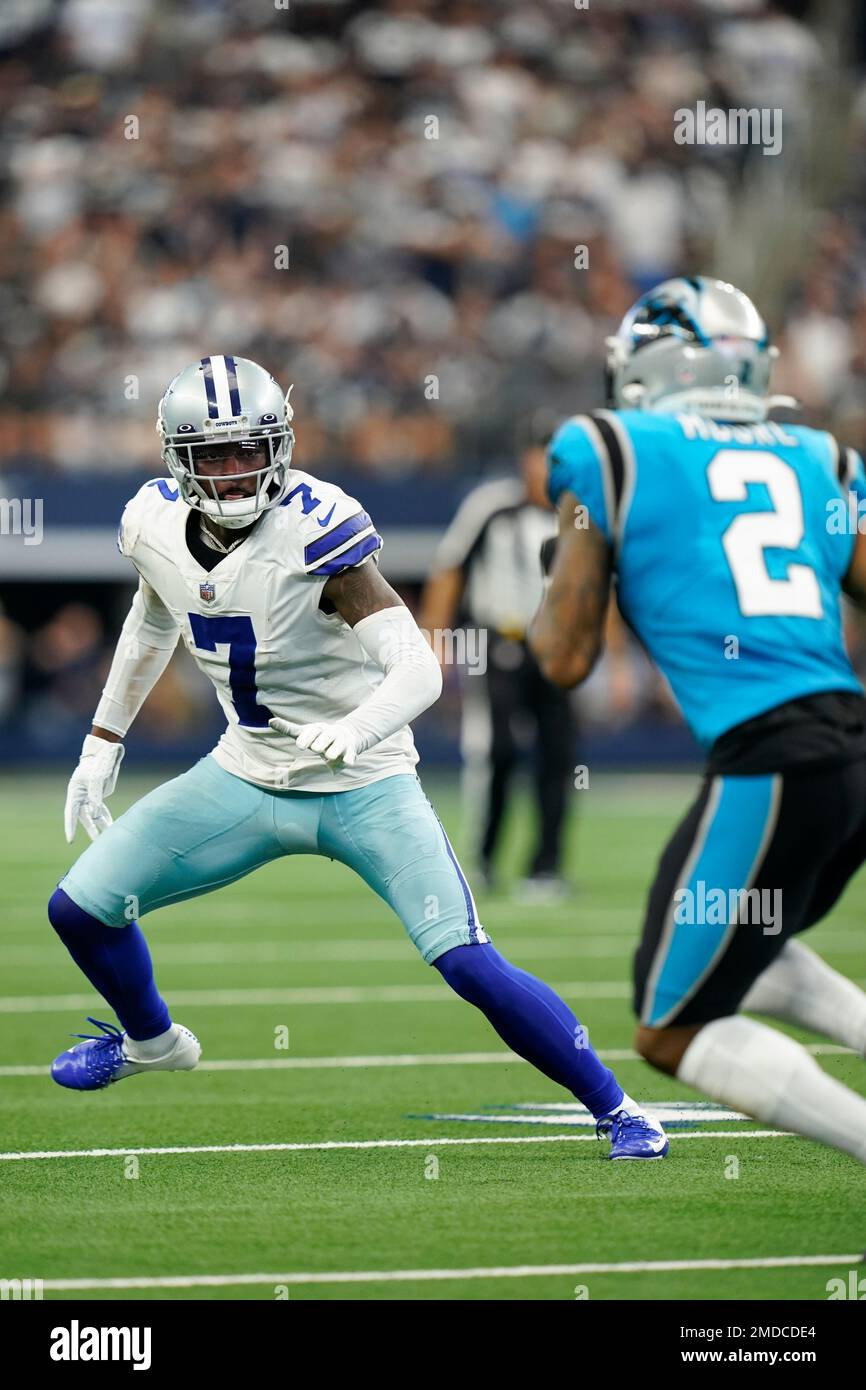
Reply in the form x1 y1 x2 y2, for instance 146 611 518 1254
741 939 866 1056
677 1014 866 1165
124 1025 180 1062
48 888 171 1042
434 942 623 1117
613 1092 646 1118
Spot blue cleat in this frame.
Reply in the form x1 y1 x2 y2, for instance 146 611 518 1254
596 1109 669 1160
51 1016 200 1092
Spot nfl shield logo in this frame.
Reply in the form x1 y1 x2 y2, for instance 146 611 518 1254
199 581 216 603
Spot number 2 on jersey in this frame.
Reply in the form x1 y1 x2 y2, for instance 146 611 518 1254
706 448 823 619
188 613 274 727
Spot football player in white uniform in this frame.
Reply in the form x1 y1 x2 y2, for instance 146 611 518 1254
49 355 667 1159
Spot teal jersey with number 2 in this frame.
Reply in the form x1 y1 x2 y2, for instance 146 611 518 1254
547 409 866 750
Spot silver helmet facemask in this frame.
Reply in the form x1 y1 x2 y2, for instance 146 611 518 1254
157 356 295 529
605 277 795 425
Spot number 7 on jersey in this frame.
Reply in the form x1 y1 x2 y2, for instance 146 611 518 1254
188 613 274 727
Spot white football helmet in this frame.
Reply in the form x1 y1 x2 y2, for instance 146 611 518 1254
157 355 295 529
605 276 794 424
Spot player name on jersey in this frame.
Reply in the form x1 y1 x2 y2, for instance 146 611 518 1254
677 414 800 447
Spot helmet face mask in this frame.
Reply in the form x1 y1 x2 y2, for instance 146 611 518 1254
157 356 295 529
605 277 787 424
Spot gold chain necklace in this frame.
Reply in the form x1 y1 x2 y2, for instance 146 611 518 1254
198 516 249 555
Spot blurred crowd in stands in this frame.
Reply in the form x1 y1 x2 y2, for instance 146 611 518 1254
1 0 860 480
4 0 866 756
0 597 213 751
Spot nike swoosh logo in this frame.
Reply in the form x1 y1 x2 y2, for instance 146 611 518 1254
317 504 336 528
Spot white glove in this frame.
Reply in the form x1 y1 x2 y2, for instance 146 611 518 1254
64 734 125 843
268 717 360 769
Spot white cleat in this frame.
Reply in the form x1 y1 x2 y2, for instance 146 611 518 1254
120 1024 202 1079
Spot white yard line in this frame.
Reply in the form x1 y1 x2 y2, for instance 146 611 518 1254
36 1253 861 1291
3 933 861 965
2 980 863 1012
0 1131 792 1163
0 1050 527 1077
1 939 638 965
0 981 632 1013
0 1042 852 1079
0 907 643 935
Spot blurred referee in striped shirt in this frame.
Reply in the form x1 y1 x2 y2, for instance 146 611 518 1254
419 413 577 900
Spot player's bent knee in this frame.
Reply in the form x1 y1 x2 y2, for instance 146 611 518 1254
433 942 494 1004
635 1022 703 1075
48 887 112 935
48 887 79 930
635 1024 667 1070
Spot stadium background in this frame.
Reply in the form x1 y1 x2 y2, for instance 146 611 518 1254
3 0 866 777
3 0 866 1310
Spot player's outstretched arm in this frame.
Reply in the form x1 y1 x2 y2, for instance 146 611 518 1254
268 560 442 767
528 491 612 688
64 579 180 843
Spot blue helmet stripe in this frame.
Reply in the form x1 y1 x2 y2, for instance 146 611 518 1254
200 357 219 418
224 354 242 416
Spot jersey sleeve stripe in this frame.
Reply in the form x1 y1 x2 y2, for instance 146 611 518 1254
593 409 637 555
303 509 374 567
307 531 382 576
828 434 859 489
842 447 859 489
590 412 625 512
826 432 842 483
564 413 615 537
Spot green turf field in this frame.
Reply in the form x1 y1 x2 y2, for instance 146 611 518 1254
1 770 864 1301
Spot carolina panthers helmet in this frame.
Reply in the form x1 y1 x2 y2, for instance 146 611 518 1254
157 355 294 529
605 277 791 424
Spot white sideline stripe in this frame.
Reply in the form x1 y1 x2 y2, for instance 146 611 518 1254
0 1132 792 1162
0 1042 853 1079
0 981 631 1013
0 908 648 934
2 1051 524 1077
428 1107 748 1126
38 1254 862 1291
0 1050 526 1077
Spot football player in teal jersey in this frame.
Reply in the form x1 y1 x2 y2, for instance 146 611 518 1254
531 276 866 1166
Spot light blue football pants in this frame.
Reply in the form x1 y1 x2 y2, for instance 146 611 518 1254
60 756 486 964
